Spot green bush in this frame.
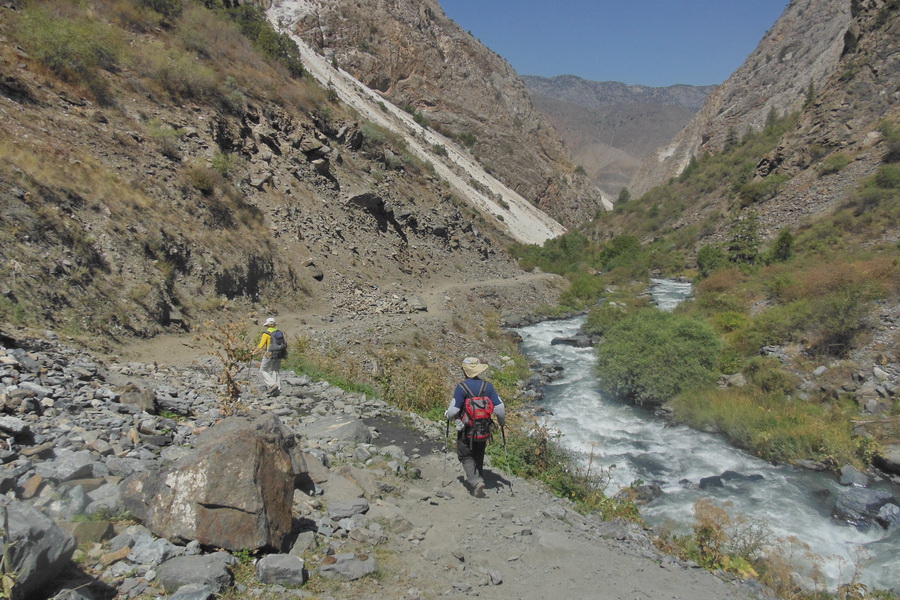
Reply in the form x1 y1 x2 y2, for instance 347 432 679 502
810 286 870 356
595 309 721 406
878 119 900 162
226 4 304 77
817 152 852 176
15 6 124 101
139 43 218 99
697 244 727 278
559 272 605 309
737 174 789 207
742 356 797 395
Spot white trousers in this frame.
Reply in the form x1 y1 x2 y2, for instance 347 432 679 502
260 356 282 390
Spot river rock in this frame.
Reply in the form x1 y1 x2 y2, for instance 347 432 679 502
875 445 900 476
121 414 295 550
550 335 593 348
839 464 869 487
832 487 896 528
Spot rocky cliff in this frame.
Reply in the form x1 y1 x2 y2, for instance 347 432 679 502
283 0 609 226
632 0 853 197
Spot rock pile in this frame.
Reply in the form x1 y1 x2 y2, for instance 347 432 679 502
0 328 440 598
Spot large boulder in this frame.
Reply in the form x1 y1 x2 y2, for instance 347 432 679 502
122 414 296 550
832 487 896 528
1 499 77 598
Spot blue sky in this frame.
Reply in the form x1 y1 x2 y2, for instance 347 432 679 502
438 0 790 87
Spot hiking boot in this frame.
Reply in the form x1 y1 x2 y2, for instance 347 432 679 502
473 481 486 498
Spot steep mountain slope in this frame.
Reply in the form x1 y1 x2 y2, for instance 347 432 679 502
623 0 899 244
523 75 713 196
281 0 611 227
0 0 565 342
633 0 853 197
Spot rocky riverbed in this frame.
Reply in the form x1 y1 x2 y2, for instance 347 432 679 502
0 326 777 600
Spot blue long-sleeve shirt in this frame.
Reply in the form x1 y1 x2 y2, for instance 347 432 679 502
445 377 506 426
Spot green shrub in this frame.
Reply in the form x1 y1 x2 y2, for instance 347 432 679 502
138 0 183 20
697 244 727 278
737 175 789 207
139 43 218 99
226 4 304 77
15 6 124 101
559 272 605 309
809 286 870 356
595 309 721 406
817 152 852 176
742 356 797 395
878 119 900 162
763 229 794 264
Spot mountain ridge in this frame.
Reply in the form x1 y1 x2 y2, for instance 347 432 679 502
522 74 713 195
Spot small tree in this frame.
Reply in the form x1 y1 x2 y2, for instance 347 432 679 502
727 211 761 267
697 244 727 278
616 187 631 205
765 229 794 264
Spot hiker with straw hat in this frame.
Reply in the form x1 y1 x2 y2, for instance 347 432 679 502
445 357 505 497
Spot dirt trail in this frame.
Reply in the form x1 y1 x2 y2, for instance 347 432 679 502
110 272 564 368
352 450 765 600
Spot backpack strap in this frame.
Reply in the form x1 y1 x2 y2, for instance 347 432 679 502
459 380 486 399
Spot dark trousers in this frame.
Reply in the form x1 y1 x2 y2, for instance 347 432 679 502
456 430 486 488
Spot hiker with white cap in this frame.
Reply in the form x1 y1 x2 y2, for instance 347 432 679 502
445 357 505 497
252 317 287 396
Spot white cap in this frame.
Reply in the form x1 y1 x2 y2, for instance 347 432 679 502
264 317 276 326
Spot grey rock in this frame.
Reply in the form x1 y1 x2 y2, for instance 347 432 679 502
299 415 372 444
155 553 235 594
1 499 77 598
256 554 307 586
876 503 900 529
317 552 377 581
289 531 317 556
129 534 182 566
0 416 29 436
327 498 370 519
832 487 896 528
839 464 869 487
875 445 900 476
168 583 217 600
50 589 96 600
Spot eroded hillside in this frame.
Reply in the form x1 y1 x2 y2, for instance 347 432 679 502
285 0 610 227
0 0 538 342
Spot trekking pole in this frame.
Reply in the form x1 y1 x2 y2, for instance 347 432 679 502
443 418 450 485
501 424 514 497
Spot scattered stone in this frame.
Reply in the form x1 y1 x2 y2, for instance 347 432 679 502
256 554 307 586
155 553 235 595
317 552 378 581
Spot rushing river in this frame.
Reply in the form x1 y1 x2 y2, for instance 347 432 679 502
515 280 899 591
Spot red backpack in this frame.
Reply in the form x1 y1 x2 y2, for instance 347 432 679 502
460 381 494 445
